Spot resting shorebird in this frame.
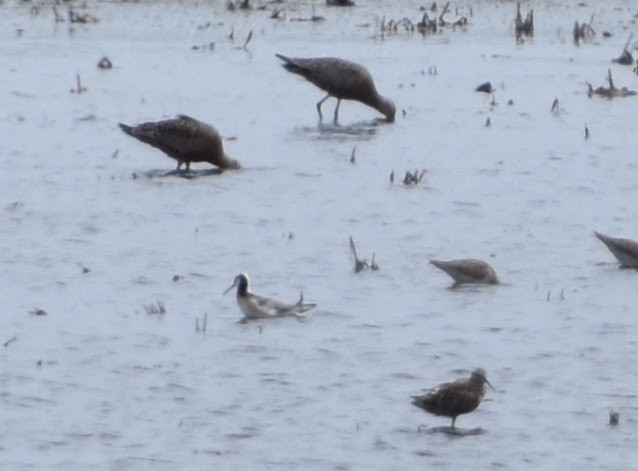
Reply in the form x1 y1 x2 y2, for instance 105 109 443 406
118 114 241 171
430 258 498 286
411 368 494 428
275 54 396 123
594 231 638 268
223 273 317 321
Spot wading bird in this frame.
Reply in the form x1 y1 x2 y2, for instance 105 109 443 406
411 368 494 428
119 114 241 171
223 273 316 321
275 54 396 123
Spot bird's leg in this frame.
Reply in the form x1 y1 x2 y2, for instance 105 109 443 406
176 161 183 171
185 161 191 172
316 93 330 121
451 417 456 428
333 98 341 124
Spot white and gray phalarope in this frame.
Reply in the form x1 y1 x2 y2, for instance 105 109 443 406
223 273 317 321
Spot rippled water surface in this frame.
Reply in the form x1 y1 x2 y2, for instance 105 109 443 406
2 0 638 469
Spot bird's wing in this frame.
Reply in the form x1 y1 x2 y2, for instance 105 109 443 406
431 259 495 283
252 294 296 317
154 117 220 155
277 56 373 99
454 259 492 279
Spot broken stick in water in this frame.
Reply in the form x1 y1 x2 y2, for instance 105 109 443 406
515 2 533 43
612 33 634 65
243 30 253 50
573 13 595 46
349 236 380 273
70 74 87 94
350 236 368 273
587 68 637 98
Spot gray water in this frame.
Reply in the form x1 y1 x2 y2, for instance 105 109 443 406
1 0 638 469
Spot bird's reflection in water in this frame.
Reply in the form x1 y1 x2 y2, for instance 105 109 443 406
139 168 225 179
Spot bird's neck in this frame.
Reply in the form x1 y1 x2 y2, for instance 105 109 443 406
364 91 392 120
236 280 249 297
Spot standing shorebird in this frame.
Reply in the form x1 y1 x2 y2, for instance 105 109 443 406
411 368 495 428
275 54 396 123
223 273 317 321
118 114 241 172
430 258 499 286
594 231 638 268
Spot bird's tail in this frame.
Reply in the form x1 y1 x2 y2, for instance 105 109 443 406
411 394 432 409
118 121 160 148
295 291 317 314
118 123 135 136
275 53 308 76
275 53 293 65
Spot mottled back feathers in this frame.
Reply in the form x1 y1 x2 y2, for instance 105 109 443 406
119 114 240 170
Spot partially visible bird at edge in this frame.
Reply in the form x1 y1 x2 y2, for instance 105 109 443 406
593 231 638 268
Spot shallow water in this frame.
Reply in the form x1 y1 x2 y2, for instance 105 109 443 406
2 0 638 469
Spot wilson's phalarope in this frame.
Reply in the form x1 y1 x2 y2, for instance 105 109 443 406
594 231 638 268
223 273 317 321
430 258 499 286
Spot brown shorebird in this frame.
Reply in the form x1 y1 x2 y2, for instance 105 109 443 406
594 231 638 268
118 114 241 171
411 368 494 428
275 54 396 123
430 259 498 286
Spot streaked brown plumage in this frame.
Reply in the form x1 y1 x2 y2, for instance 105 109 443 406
430 258 498 286
118 114 241 171
594 231 638 268
275 54 396 123
411 368 494 428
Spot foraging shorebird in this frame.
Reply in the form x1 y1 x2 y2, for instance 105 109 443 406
430 258 498 286
411 368 494 428
118 114 241 171
594 231 638 268
223 273 317 321
275 54 396 123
